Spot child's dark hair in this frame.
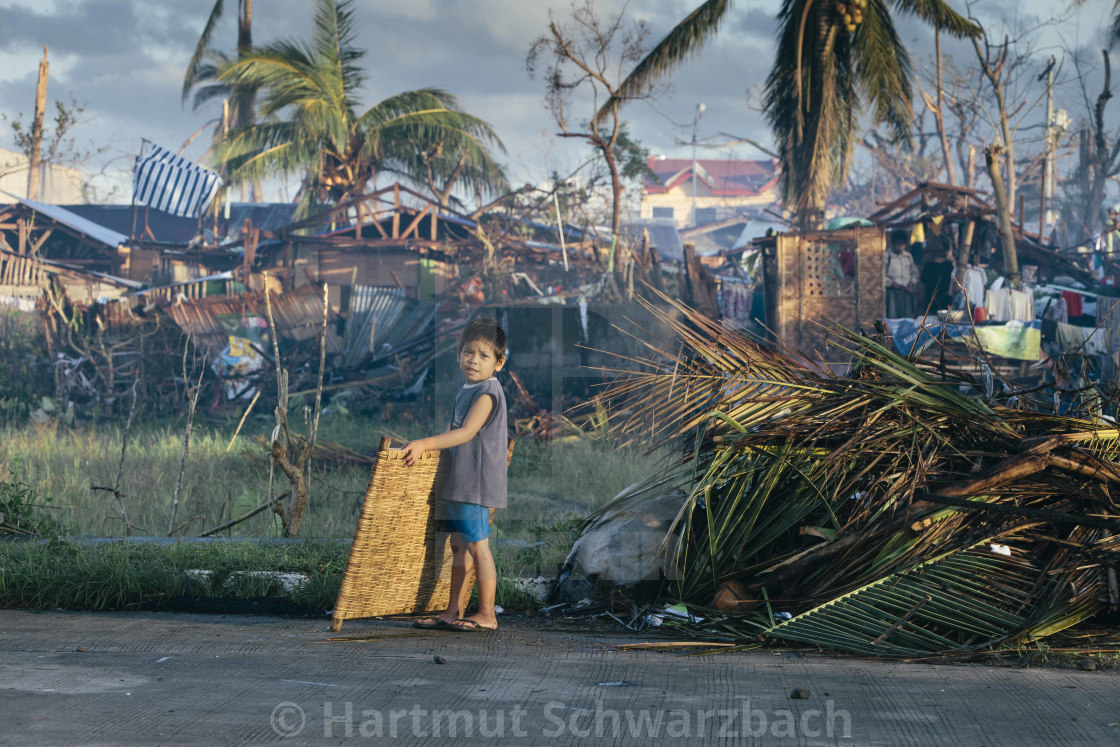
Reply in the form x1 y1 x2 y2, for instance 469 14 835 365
458 317 507 360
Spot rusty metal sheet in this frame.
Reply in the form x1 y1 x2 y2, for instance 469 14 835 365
162 286 341 353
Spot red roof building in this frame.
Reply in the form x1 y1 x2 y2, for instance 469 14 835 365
640 156 780 228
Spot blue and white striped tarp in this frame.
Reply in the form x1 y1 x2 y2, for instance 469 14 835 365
132 143 222 218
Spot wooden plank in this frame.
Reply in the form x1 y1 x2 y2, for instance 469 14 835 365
400 205 427 240
392 183 401 238
31 229 52 254
369 197 390 239
868 189 921 222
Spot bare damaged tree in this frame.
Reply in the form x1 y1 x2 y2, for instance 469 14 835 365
932 52 987 189
972 31 1019 207
1072 50 1120 244
90 379 141 535
526 1 660 266
27 46 48 201
985 143 1020 288
965 14 1055 212
264 282 328 538
168 338 205 536
916 30 956 185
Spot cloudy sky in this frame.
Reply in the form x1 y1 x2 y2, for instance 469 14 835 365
0 0 1115 203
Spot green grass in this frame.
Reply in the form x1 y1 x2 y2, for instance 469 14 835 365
0 414 663 614
0 414 660 545
0 537 555 614
0 538 348 613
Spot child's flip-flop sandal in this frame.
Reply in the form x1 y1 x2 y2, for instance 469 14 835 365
413 617 454 629
449 619 497 632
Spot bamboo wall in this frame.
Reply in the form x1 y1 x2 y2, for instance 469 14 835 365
764 226 885 355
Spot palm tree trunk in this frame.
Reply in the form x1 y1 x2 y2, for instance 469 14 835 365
796 14 837 229
239 0 263 202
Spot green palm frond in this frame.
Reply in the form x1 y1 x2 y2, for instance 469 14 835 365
183 0 227 103
895 0 981 38
591 294 1120 652
312 0 365 95
596 0 732 120
767 539 1043 656
851 0 913 145
208 0 505 212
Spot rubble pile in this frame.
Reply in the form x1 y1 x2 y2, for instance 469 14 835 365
590 294 1120 656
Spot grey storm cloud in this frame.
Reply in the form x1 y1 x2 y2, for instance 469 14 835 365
0 0 198 55
0 0 928 196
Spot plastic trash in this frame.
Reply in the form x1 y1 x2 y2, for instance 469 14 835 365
662 603 705 623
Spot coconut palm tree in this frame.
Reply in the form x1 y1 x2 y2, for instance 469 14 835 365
182 0 262 201
604 0 978 227
211 0 506 216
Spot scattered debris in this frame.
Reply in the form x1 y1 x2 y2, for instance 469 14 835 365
586 294 1120 657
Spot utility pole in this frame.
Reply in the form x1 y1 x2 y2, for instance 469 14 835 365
691 102 705 227
1039 56 1056 243
27 45 49 202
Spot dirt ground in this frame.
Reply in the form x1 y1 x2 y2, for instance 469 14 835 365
0 608 1116 745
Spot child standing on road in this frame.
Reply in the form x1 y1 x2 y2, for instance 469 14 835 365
403 318 508 632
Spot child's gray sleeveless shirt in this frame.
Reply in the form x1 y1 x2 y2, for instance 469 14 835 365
443 377 508 508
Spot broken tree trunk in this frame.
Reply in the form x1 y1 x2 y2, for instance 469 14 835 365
985 143 1020 289
27 46 48 202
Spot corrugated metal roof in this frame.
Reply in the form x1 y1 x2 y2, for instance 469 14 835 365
1 190 128 248
62 202 297 246
164 287 342 353
344 285 435 368
345 286 405 368
622 219 685 262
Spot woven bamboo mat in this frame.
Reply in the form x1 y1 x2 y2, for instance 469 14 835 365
330 437 511 631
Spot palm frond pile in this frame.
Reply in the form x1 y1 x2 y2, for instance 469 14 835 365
598 296 1120 657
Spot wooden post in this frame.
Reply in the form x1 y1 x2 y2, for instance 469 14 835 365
392 183 401 238
649 246 666 293
682 243 696 306
1039 170 1047 244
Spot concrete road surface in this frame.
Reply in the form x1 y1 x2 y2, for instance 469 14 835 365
0 609 1116 745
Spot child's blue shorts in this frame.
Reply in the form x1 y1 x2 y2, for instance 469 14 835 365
442 500 490 543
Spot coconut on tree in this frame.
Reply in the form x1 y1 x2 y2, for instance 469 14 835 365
210 0 507 217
